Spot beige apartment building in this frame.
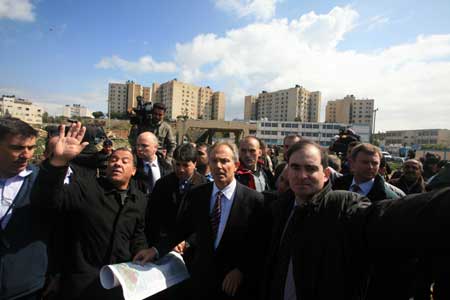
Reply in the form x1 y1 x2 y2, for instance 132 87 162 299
325 95 374 126
0 95 43 124
62 104 93 118
108 80 151 115
244 85 321 122
385 129 450 146
109 79 225 120
151 79 225 120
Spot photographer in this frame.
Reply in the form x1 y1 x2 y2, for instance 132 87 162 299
129 102 176 162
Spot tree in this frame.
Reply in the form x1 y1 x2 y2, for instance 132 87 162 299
92 111 105 119
110 112 129 120
42 112 49 123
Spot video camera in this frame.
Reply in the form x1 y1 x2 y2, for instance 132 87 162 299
329 127 361 156
128 96 153 126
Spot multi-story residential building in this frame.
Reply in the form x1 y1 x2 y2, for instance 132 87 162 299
385 129 450 147
244 85 321 122
325 95 374 128
62 104 93 118
0 95 43 124
108 80 151 115
254 120 370 146
151 79 225 120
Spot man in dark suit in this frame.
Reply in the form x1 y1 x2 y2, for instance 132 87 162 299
145 143 207 300
146 143 206 249
135 141 268 300
134 131 172 196
333 143 404 201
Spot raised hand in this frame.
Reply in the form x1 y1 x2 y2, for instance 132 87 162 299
50 122 89 166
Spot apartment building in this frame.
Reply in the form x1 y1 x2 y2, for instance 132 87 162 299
244 85 321 122
325 95 374 127
108 80 151 114
62 104 93 118
151 79 225 120
0 95 43 124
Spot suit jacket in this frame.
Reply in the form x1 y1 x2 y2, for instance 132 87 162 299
333 173 404 202
133 155 173 196
146 171 207 246
156 181 269 300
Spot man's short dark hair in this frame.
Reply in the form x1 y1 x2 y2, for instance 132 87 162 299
196 142 209 150
286 140 328 169
173 143 198 163
110 147 137 166
328 154 341 172
348 141 362 149
0 117 38 142
103 139 113 147
153 103 167 112
351 143 382 161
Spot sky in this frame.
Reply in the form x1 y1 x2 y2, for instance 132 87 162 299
1 0 450 132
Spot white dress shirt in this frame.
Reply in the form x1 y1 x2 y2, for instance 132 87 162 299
210 179 237 249
350 178 375 196
144 157 161 185
0 168 33 229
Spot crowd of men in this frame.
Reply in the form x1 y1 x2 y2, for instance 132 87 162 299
1 114 450 300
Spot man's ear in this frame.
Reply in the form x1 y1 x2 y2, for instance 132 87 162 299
324 167 331 182
235 161 240 169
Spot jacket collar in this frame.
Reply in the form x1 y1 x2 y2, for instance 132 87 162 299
101 177 138 202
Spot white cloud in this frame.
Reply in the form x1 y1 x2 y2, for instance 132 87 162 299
169 6 450 131
0 0 35 22
215 0 281 21
95 55 177 73
367 15 389 31
90 6 450 130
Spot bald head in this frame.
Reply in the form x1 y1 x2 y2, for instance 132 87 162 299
239 136 262 170
136 131 159 162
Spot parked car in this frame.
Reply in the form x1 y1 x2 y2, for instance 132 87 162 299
382 151 393 160
391 156 406 163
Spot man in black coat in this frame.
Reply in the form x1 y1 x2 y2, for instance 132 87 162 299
133 131 172 196
146 143 207 251
262 140 450 300
333 143 405 201
135 141 268 300
32 123 148 300
145 143 207 300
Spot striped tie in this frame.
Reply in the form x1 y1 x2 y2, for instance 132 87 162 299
210 191 222 241
352 184 362 194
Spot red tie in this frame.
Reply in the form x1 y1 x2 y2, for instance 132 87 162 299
210 191 222 241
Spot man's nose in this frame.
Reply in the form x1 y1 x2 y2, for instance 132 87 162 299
20 148 33 159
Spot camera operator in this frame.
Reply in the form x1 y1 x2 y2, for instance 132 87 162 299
129 102 176 162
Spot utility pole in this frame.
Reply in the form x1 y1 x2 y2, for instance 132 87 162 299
372 108 379 143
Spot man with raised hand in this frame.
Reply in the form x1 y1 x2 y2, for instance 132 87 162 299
32 122 148 300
